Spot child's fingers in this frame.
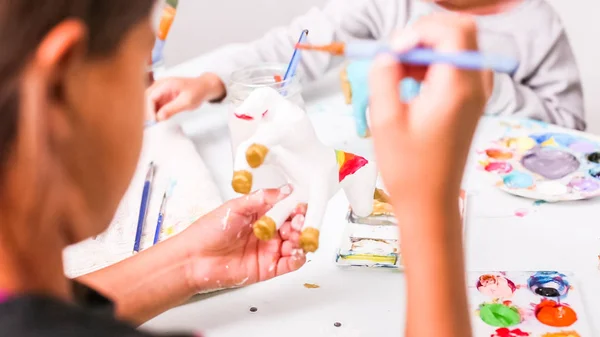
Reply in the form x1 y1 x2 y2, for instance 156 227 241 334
277 252 306 275
279 221 293 241
407 14 481 97
291 214 304 232
407 14 487 125
156 94 193 121
410 13 478 53
279 220 300 242
368 53 408 136
293 203 308 217
232 185 293 217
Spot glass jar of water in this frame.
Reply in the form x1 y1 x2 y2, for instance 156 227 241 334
227 63 304 192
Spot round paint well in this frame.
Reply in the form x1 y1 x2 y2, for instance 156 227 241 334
531 133 576 147
530 133 554 144
535 181 568 196
503 171 534 189
521 148 580 180
539 332 581 337
492 328 532 337
476 274 516 298
587 152 600 164
485 162 513 174
527 271 570 298
505 137 536 152
486 149 513 160
568 176 600 193
569 140 597 153
479 303 521 327
589 166 600 179
535 300 577 327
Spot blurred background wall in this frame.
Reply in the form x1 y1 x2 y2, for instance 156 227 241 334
163 0 600 133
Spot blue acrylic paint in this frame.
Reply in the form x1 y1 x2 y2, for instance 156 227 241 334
589 166 600 179
346 61 423 137
527 271 570 299
346 60 370 138
529 133 576 147
503 171 534 189
520 119 549 130
400 78 421 102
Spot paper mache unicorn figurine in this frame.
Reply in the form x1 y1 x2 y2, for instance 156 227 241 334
340 61 422 138
230 87 378 253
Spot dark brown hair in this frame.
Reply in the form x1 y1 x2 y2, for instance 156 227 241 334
0 0 154 172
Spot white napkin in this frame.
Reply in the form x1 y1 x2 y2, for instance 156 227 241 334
63 121 223 278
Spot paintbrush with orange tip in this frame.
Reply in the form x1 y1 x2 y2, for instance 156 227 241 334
295 40 518 74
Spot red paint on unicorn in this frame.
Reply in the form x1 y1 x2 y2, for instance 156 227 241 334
234 113 253 120
234 110 268 120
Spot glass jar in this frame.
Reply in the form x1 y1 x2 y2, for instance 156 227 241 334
227 63 304 192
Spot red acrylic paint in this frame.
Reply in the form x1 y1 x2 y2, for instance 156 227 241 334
492 328 530 337
234 113 254 120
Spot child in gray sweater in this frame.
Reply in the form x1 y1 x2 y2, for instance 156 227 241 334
148 0 585 130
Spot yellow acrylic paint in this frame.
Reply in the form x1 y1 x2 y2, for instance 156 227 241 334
507 137 536 152
541 137 559 147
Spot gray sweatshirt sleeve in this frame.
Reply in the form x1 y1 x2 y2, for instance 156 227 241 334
207 0 404 84
485 17 585 130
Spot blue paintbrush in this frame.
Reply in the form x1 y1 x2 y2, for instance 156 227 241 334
296 40 519 75
153 179 176 245
282 29 309 87
152 192 167 245
133 162 155 253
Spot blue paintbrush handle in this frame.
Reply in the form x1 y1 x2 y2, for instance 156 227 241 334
153 213 164 245
399 48 518 74
345 41 519 74
283 29 309 82
133 181 151 253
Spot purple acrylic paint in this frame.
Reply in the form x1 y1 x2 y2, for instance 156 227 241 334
521 148 580 180
568 177 600 192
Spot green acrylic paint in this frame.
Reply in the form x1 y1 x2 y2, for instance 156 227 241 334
479 303 521 327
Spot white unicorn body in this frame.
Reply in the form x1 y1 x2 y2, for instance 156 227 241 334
231 87 377 252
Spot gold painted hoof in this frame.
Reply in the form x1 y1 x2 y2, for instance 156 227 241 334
246 144 269 169
253 216 276 241
300 227 320 253
232 170 253 194
374 188 390 204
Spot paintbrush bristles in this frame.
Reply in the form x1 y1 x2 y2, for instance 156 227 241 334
295 42 346 56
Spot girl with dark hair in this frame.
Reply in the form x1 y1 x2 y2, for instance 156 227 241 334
0 1 486 336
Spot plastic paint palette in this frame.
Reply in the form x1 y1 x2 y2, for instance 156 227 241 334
469 271 591 337
479 132 600 202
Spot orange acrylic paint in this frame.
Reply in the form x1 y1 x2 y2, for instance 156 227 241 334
486 149 514 160
535 299 577 327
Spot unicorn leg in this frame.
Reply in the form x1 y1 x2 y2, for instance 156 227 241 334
352 94 369 138
299 180 333 253
232 138 283 194
343 162 377 217
240 121 293 169
346 60 371 138
253 191 301 241
231 138 262 194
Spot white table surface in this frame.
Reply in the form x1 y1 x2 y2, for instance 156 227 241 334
143 53 600 337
